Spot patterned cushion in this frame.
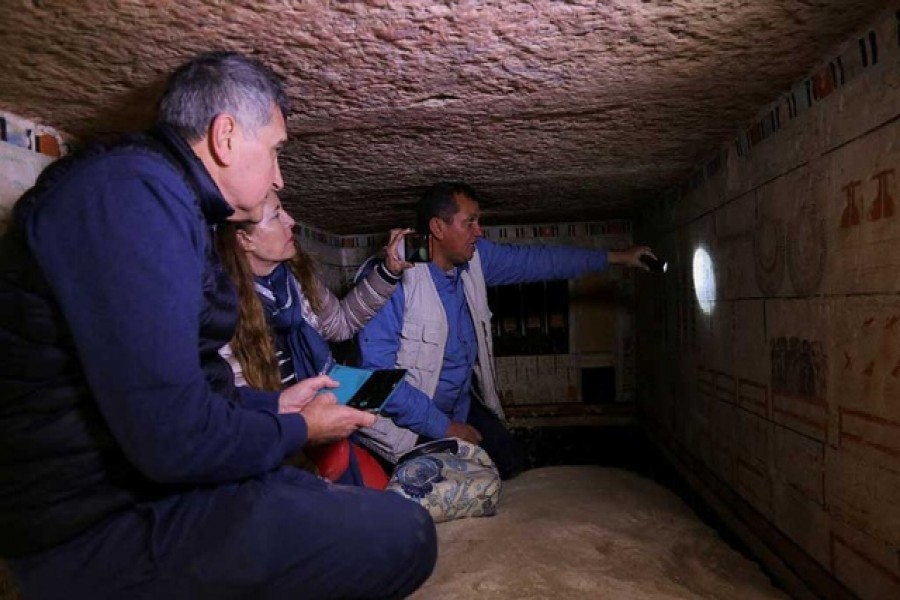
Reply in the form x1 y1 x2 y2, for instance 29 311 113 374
387 438 501 523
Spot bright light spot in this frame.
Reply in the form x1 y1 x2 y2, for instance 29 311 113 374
692 247 716 314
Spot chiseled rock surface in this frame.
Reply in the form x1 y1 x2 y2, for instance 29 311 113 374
413 466 787 600
0 1 890 232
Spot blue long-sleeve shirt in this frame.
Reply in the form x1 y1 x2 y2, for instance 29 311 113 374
357 237 609 438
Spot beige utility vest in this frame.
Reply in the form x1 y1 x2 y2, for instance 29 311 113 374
397 250 506 421
357 250 507 464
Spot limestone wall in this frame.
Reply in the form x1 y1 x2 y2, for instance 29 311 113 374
0 112 62 231
636 11 900 600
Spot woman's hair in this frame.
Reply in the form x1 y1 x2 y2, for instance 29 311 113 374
159 51 289 144
216 221 323 390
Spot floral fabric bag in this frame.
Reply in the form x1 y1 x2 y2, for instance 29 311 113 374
386 438 501 523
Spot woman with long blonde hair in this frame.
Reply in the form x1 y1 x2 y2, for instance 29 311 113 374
217 190 410 485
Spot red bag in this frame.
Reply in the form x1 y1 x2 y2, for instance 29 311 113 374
305 440 350 482
306 440 389 490
352 443 389 490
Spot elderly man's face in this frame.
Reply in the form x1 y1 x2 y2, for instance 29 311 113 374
222 103 287 222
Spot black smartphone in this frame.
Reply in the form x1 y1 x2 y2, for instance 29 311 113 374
403 233 431 263
346 369 407 412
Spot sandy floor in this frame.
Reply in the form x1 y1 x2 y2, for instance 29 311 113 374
411 466 788 600
0 466 787 599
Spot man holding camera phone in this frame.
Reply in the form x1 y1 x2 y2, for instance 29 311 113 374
357 181 655 479
403 232 432 263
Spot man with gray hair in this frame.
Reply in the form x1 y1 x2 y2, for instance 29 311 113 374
0 51 436 599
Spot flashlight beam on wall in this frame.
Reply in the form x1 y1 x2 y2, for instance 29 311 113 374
692 247 716 314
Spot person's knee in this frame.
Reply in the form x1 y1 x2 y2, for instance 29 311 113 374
304 488 436 598
391 498 438 566
404 501 437 567
182 478 437 599
376 496 438 595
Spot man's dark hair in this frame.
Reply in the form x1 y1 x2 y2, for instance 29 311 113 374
416 181 478 233
159 51 289 144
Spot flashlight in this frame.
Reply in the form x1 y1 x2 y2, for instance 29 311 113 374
640 255 668 273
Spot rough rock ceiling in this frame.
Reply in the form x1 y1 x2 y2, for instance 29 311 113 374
0 1 891 233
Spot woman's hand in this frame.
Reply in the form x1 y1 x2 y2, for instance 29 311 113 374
277 374 339 414
384 228 414 276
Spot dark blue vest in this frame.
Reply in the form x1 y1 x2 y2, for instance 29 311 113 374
0 126 238 556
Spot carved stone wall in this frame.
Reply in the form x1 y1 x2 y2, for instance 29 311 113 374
636 12 900 599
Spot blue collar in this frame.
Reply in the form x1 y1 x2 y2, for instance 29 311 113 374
147 124 235 224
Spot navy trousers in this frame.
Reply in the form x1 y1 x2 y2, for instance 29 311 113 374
466 399 524 480
9 467 436 600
